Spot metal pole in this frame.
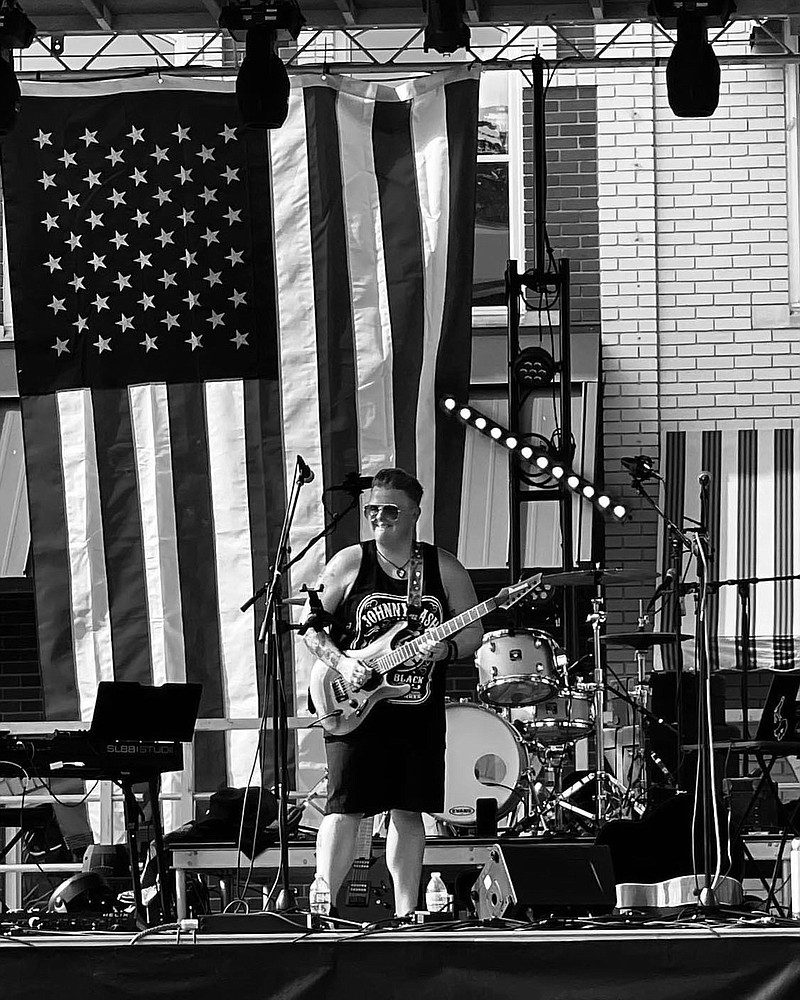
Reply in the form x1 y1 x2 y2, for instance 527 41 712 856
506 258 522 586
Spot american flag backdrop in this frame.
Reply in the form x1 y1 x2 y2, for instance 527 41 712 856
2 70 480 807
659 426 800 673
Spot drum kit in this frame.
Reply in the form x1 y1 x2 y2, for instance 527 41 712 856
429 568 686 837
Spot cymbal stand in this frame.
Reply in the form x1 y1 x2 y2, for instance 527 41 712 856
626 601 651 811
586 589 628 825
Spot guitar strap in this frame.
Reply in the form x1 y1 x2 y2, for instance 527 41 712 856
406 541 424 628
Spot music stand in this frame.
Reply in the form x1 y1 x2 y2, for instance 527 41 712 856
89 682 202 925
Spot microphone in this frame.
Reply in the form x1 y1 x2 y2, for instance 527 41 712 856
646 567 677 612
621 455 659 482
297 455 315 485
327 472 373 495
698 470 711 486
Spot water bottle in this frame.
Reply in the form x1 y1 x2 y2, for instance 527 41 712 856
425 871 449 914
309 873 331 915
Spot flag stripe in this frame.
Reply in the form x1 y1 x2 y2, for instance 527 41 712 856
305 85 361 554
737 429 757 667
374 98 425 480
205 380 261 787
338 91 396 480
167 382 226 720
269 87 327 709
755 431 776 641
59 389 115 721
411 83 450 541
432 80 477 549
244 379 278 714
19 394 79 718
661 431 686 671
775 428 793 663
92 388 152 684
129 383 187 685
702 429 721 669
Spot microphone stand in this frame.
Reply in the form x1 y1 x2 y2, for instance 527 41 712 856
241 456 313 911
688 469 722 911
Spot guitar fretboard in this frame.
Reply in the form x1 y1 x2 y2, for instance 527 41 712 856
371 597 498 676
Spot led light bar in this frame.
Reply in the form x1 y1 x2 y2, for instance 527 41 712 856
440 396 628 522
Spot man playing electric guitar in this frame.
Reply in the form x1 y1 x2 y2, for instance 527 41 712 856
303 467 483 917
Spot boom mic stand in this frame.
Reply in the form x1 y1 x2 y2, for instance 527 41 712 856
628 467 732 912
241 455 314 911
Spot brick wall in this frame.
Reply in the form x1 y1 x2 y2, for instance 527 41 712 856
523 84 601 325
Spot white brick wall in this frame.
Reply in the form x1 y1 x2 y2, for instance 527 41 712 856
594 48 795 664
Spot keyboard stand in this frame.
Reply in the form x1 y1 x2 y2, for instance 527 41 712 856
120 775 172 926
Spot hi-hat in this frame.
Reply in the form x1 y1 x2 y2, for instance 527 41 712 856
543 567 653 587
601 630 691 650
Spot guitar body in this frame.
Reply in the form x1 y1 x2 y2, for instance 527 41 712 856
335 854 394 922
308 623 413 737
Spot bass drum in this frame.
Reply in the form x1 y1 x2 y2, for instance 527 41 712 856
430 702 526 828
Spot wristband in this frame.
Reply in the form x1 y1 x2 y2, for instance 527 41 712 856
445 639 458 662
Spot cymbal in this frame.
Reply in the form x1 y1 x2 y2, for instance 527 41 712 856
282 597 309 606
543 567 653 587
601 630 692 649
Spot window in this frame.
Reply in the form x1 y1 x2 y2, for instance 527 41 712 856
472 71 523 323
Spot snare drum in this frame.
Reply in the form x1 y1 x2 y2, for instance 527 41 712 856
430 702 526 827
475 629 566 707
510 689 593 746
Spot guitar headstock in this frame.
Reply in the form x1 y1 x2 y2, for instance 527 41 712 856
495 573 545 610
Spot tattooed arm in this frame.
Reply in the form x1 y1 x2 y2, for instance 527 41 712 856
302 545 370 689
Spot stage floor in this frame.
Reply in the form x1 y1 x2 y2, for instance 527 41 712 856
4 923 800 1000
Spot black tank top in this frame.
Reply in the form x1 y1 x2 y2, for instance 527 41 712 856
330 540 450 746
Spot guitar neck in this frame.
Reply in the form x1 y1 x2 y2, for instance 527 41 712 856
372 597 498 676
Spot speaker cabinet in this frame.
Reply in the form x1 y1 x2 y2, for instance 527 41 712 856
473 842 615 920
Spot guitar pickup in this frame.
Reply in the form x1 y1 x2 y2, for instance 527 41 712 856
332 678 349 703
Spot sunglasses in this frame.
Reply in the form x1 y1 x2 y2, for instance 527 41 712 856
363 503 410 522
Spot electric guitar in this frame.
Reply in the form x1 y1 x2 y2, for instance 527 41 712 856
309 575 542 737
335 817 394 922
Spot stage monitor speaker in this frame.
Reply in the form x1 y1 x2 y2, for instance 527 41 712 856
473 842 615 920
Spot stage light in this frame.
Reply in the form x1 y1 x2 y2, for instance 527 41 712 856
440 396 630 522
219 0 305 130
423 0 470 54
652 1 733 118
513 346 557 388
0 2 36 139
0 54 20 138
48 872 117 914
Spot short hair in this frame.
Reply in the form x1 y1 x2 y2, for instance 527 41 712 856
371 468 423 506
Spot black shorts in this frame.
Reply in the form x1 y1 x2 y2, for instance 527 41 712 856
324 737 445 816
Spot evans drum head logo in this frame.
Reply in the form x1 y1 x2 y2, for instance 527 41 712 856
449 806 475 816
